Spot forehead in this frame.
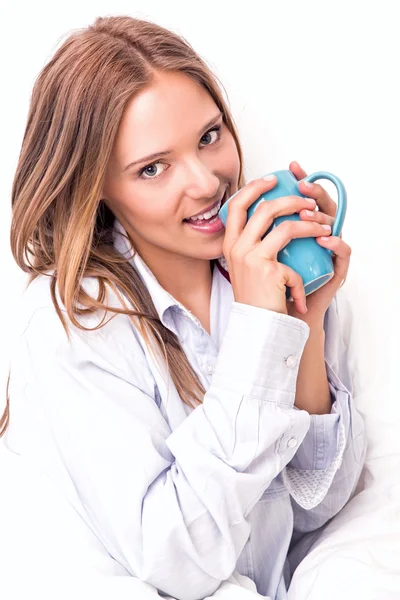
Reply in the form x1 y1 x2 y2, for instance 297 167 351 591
115 71 219 160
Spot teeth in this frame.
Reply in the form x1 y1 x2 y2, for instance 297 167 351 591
190 200 222 221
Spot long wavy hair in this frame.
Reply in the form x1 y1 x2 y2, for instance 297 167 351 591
0 15 244 437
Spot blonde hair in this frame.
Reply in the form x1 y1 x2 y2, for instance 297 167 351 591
0 15 244 436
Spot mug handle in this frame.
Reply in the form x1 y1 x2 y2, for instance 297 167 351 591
301 171 347 238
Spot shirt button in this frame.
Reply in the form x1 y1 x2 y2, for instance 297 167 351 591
287 438 298 448
205 363 215 375
285 355 298 369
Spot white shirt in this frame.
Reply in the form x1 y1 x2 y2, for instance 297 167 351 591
5 219 366 600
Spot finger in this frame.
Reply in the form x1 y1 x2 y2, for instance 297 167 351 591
260 220 332 260
239 196 317 247
316 236 352 285
298 180 337 217
282 265 308 314
289 161 308 180
222 176 278 254
299 208 335 228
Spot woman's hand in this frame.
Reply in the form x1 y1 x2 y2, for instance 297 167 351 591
287 161 352 327
222 176 331 316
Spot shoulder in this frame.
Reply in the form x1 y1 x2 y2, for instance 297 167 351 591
11 273 151 387
17 272 129 332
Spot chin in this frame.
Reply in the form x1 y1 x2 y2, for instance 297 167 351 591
201 243 225 262
178 229 226 261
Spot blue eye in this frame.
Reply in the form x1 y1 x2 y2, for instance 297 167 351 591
139 162 166 179
200 126 221 146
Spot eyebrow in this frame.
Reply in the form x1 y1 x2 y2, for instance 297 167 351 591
122 112 223 172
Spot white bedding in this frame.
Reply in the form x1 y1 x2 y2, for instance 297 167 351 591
288 457 400 600
0 245 398 599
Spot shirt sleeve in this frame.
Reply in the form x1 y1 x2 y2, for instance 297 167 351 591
7 303 312 600
283 297 367 532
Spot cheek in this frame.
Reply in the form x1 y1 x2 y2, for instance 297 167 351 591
115 182 178 228
104 176 158 221
219 135 241 181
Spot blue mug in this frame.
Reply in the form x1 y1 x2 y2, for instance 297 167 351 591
218 169 347 297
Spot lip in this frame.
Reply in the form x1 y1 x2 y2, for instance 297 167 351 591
185 188 228 220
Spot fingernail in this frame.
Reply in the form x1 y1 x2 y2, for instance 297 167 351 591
320 236 330 241
305 198 316 206
302 181 313 189
304 210 314 217
263 174 276 181
322 224 331 230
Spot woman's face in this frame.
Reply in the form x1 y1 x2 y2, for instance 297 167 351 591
103 71 240 266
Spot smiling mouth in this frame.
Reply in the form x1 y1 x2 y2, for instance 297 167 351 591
184 189 228 223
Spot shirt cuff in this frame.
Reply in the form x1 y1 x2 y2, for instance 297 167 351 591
282 363 351 509
211 302 310 405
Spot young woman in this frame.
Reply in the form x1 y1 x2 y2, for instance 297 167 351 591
1 15 366 600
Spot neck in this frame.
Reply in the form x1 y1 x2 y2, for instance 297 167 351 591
155 257 213 307
135 245 214 318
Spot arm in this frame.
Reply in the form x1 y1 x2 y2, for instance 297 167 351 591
284 298 366 530
9 303 312 600
294 324 331 415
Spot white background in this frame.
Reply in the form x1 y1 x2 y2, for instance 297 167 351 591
1 0 399 405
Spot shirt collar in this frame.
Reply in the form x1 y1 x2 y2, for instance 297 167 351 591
112 219 179 326
112 218 232 343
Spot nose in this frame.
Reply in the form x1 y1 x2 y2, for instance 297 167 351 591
183 158 220 201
